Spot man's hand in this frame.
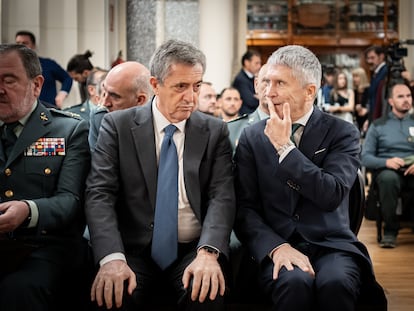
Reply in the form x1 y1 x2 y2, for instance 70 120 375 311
271 244 315 280
264 102 291 150
55 91 67 109
385 157 406 171
404 163 414 176
91 260 136 309
0 201 30 233
182 249 225 303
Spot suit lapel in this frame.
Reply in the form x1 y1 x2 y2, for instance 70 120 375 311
6 103 51 166
131 104 158 210
299 108 329 160
183 113 209 221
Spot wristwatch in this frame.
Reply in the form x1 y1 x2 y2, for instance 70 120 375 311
201 246 219 257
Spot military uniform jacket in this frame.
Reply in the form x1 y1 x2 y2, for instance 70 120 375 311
0 102 90 247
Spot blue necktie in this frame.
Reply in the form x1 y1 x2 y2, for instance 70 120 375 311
151 124 178 270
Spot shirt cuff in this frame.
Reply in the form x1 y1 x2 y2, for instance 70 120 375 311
99 253 126 266
23 200 38 228
278 145 295 162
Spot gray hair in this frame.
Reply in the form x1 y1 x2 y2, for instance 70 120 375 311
149 39 206 84
0 44 42 79
267 45 321 90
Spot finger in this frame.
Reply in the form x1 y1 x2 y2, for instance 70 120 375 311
209 273 219 301
282 102 291 124
198 274 210 303
127 272 137 295
103 280 114 309
182 268 191 289
114 278 125 308
91 277 98 302
267 98 278 118
218 271 226 296
191 273 202 301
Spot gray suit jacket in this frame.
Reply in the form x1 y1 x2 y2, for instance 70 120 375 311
85 102 235 263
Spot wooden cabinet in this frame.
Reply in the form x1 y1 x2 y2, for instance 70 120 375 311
246 0 399 59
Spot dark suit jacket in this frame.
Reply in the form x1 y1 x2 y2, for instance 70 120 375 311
232 70 259 115
368 64 388 119
0 102 90 260
85 102 235 263
234 107 374 271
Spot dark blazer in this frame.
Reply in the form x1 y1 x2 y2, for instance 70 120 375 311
0 102 90 255
368 64 388 119
234 107 374 271
85 102 235 263
232 70 259 115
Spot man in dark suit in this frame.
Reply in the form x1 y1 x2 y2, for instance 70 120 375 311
85 39 235 310
232 50 261 115
0 44 90 310
234 45 381 311
365 45 388 121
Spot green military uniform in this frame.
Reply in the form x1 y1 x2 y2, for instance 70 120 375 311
0 101 90 309
63 100 94 122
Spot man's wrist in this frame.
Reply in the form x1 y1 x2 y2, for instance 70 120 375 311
276 141 294 155
198 245 220 259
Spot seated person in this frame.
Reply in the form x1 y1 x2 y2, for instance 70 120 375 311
234 45 382 311
361 82 414 248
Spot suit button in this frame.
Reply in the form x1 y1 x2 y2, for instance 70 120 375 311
4 168 12 176
44 168 52 175
293 214 300 221
41 230 47 235
5 190 14 198
150 222 154 229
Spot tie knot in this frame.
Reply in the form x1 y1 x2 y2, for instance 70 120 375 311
1 121 20 139
291 123 301 134
164 124 177 138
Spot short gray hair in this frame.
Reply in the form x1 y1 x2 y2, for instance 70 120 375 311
149 39 206 84
267 45 321 90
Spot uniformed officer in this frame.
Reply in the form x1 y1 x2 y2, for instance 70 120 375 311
0 44 90 310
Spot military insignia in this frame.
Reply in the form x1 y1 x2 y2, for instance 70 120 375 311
409 127 414 137
25 138 65 156
80 107 86 112
40 112 49 121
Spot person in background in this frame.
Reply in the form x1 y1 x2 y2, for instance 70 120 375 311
64 69 108 121
15 30 73 108
67 50 95 103
352 67 370 134
219 87 243 123
327 71 355 124
232 50 261 115
0 44 90 310
197 82 217 116
234 45 380 311
365 45 388 121
227 63 270 151
88 61 152 151
85 39 235 310
321 65 336 105
361 82 414 248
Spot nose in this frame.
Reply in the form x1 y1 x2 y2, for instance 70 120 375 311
183 88 196 103
102 93 112 108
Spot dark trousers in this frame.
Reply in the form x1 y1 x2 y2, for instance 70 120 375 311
103 242 227 311
376 169 414 236
260 243 361 311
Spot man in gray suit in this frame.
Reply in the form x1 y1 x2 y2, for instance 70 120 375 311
85 40 235 310
0 44 90 310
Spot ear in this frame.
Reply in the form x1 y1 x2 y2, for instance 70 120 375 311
136 94 148 106
32 75 44 98
150 76 159 95
305 84 317 101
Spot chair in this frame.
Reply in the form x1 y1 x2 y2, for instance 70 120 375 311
364 169 414 242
